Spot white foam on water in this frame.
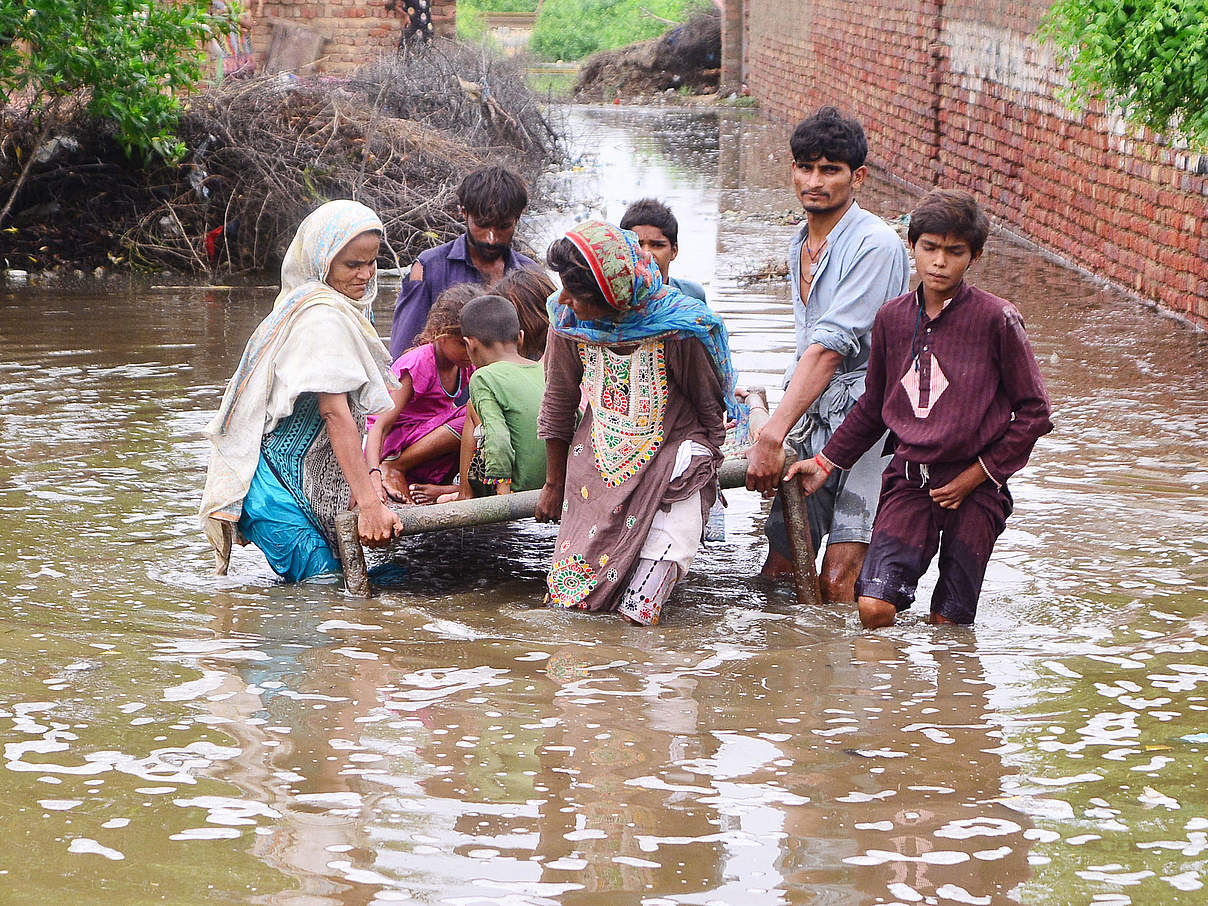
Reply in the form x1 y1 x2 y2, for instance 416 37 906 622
38 799 83 811
316 620 383 632
934 817 1022 839
67 838 124 860
935 884 990 904
169 827 242 841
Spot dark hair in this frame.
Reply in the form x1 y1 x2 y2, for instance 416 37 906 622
619 198 678 246
907 189 990 257
789 106 868 170
457 165 528 224
460 294 521 346
492 266 554 360
546 237 607 308
415 282 479 346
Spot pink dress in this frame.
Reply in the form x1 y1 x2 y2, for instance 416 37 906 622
379 343 472 485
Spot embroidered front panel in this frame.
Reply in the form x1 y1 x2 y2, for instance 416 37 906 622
900 354 950 419
548 554 598 608
578 340 667 487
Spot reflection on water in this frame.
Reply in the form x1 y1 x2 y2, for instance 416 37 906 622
1 105 1206 904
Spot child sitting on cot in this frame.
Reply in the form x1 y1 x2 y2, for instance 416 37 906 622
367 283 478 505
435 294 547 502
491 266 556 360
786 190 1053 627
535 220 739 627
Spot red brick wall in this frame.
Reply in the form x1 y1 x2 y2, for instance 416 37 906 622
247 1 457 73
744 0 1208 328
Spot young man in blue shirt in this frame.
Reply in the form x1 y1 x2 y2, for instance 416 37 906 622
746 106 911 603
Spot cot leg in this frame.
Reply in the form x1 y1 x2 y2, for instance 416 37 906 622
778 453 822 608
334 511 371 597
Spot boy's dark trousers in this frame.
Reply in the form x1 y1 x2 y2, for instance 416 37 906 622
855 454 1013 624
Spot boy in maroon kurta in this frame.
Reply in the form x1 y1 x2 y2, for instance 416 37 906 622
787 190 1052 627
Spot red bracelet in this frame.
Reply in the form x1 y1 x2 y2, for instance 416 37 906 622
814 454 833 475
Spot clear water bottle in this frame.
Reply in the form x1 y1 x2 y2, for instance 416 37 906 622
704 491 726 542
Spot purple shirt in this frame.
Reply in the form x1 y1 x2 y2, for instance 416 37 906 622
389 234 537 357
822 282 1053 486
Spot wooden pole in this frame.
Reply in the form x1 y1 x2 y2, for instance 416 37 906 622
332 386 826 601
777 450 823 608
334 510 371 597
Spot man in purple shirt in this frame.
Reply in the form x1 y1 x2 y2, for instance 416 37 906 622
389 165 537 357
788 190 1052 627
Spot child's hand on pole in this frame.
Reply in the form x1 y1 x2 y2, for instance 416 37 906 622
783 455 831 497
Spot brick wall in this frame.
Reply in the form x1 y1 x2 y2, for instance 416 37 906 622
246 1 457 73
743 0 1208 328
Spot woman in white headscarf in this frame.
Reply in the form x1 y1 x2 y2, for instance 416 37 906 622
200 200 403 580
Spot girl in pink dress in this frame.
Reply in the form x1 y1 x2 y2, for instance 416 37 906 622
366 284 476 504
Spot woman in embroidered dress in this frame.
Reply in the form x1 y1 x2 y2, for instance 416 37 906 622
200 200 403 581
535 220 738 625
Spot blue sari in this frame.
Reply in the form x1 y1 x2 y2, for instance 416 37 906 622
238 394 341 581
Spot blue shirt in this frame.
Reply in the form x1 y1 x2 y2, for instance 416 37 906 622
669 275 707 303
786 201 910 431
389 235 537 357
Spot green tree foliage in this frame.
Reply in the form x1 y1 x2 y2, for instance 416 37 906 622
0 0 231 161
1041 0 1208 147
529 0 711 62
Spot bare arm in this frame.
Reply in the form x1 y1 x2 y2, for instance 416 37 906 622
317 392 402 546
365 374 413 470
745 344 842 494
536 438 570 522
456 400 480 500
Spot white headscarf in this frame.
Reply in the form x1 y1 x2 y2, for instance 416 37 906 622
199 200 398 573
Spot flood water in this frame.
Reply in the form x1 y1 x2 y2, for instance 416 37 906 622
2 105 1207 905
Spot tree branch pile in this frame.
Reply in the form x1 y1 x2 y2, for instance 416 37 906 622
0 39 560 274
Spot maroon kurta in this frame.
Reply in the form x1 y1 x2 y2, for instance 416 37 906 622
822 283 1052 486
538 331 726 612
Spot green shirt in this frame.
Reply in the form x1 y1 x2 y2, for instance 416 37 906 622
470 360 547 492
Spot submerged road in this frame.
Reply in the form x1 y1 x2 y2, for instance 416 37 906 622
0 105 1206 904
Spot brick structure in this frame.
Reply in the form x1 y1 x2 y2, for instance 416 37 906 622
738 0 1208 329
243 1 457 73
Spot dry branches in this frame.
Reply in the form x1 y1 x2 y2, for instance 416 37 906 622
0 39 561 274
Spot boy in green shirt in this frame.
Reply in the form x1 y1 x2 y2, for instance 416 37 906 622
443 294 547 500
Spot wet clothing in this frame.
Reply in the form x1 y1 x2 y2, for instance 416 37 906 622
389 235 537 357
617 485 706 626
539 332 726 614
856 455 1013 623
823 282 1052 622
540 221 732 619
468 360 546 492
669 275 707 304
822 284 1053 486
765 439 890 555
378 342 472 486
766 201 910 551
201 201 396 578
237 402 344 582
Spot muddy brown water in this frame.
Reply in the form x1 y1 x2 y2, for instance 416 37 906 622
1 106 1206 904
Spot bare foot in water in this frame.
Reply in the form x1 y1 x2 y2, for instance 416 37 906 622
408 483 458 505
760 548 795 580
